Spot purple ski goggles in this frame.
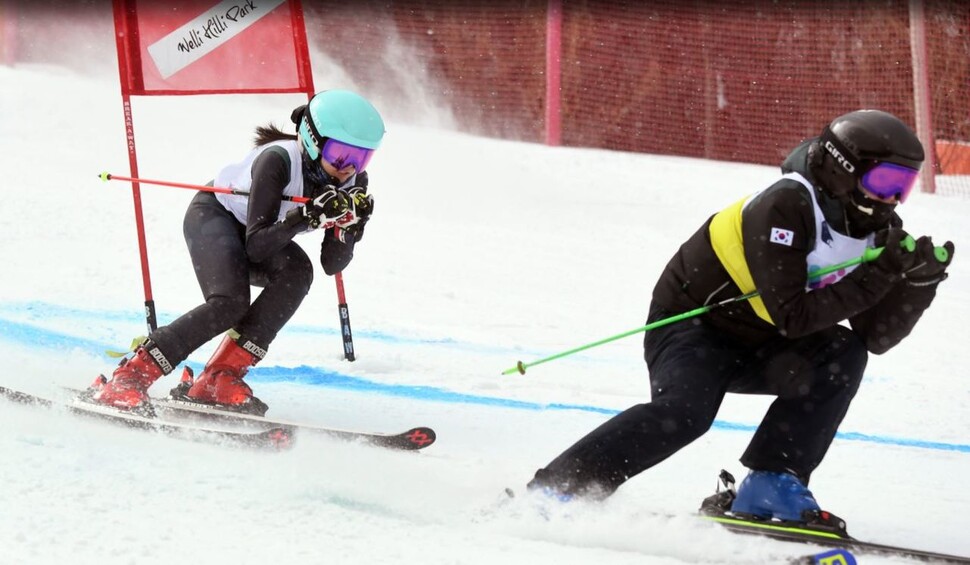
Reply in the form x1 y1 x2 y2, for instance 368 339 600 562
860 162 919 203
320 138 375 173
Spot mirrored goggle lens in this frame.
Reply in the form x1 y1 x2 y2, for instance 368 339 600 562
320 139 375 173
861 162 919 203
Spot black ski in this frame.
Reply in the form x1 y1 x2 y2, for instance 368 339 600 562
501 487 858 564
0 385 292 450
703 514 969 564
151 396 436 451
700 469 970 564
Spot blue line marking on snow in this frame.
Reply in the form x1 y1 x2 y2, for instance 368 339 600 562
0 315 111 353
249 366 970 453
0 301 497 351
1 311 968 454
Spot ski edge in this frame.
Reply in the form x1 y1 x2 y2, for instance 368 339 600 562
705 514 970 564
1 385 292 451
153 396 436 450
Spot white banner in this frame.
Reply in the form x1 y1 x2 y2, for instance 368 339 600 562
147 0 286 80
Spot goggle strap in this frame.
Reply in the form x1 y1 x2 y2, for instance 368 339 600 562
820 126 861 174
302 110 325 156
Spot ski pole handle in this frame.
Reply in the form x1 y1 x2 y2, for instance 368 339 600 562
857 235 948 265
814 235 917 279
858 234 916 263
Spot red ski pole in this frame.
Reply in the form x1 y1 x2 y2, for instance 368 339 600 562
100 172 359 361
99 172 310 203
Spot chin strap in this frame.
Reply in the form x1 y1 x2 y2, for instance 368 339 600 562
843 190 897 237
852 200 874 216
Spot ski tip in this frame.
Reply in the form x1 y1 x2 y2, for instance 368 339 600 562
792 548 857 565
402 426 435 449
262 427 294 450
363 426 436 450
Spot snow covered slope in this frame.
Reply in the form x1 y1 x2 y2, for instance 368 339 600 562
1 63 968 565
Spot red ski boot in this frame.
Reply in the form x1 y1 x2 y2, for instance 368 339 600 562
91 340 171 415
170 334 268 416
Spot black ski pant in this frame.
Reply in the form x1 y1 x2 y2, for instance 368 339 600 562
529 302 867 498
149 191 313 367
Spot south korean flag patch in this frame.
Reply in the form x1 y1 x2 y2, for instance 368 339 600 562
770 227 795 246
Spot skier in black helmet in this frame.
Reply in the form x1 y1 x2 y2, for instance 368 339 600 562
525 109 955 525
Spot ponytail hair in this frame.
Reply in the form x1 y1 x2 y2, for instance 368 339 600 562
253 123 297 147
252 104 311 147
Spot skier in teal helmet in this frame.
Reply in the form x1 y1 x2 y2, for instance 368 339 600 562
86 90 385 416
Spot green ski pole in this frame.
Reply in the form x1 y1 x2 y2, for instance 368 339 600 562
502 237 929 376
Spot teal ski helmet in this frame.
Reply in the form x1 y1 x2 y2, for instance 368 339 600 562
298 90 385 161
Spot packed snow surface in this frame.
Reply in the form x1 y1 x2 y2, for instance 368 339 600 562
1 63 968 565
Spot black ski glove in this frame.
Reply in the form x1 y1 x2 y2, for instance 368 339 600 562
870 228 917 281
347 186 374 222
903 236 954 287
285 185 353 230
338 170 374 242
330 187 372 243
347 171 372 222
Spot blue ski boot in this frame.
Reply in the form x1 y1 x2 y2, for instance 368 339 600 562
700 469 850 538
730 470 820 522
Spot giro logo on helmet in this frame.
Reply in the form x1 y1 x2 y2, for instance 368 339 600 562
824 141 856 174
301 114 323 152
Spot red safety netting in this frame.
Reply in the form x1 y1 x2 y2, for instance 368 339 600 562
304 0 969 196
6 1 969 196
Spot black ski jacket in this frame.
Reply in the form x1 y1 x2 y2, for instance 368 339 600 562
651 141 939 353
244 145 360 275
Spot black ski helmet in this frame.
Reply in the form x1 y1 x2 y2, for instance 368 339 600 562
809 109 924 199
